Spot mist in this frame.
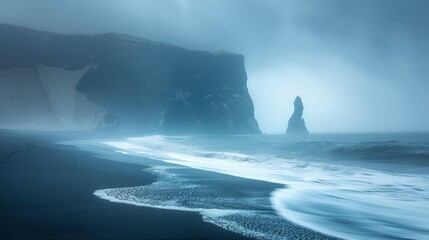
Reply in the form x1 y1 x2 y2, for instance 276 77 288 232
1 0 428 133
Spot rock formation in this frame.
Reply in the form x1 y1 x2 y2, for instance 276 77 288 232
286 96 309 134
0 24 260 134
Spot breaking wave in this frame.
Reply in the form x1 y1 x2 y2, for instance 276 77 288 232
66 133 429 240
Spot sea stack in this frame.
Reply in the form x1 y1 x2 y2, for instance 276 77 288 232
286 96 309 134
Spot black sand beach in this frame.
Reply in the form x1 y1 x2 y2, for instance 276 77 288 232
0 131 253 240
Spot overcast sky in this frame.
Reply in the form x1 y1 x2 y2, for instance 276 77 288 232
1 0 428 133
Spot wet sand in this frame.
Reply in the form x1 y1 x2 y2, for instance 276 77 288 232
0 130 253 240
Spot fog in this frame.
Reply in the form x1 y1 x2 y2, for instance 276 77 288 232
1 0 428 133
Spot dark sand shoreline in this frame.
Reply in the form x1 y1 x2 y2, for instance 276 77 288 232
0 131 253 240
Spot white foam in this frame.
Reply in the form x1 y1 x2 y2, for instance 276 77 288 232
97 135 429 240
90 164 328 240
102 138 302 185
94 189 201 212
62 135 429 240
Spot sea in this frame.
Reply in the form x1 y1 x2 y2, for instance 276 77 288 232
65 133 429 240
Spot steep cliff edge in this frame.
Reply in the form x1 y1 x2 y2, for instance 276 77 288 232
286 96 309 134
0 24 260 134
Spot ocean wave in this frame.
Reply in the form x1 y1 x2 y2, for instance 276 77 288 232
65 133 429 240
178 134 429 164
249 140 429 163
331 141 429 162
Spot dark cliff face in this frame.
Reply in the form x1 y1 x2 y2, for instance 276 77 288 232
0 24 260 134
286 96 309 134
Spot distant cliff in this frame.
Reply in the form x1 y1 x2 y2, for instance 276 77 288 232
0 24 260 134
286 96 309 134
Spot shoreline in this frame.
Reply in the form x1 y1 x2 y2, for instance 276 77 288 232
0 131 253 239
69 135 339 240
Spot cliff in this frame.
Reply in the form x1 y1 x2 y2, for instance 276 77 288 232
286 96 309 134
0 24 260 134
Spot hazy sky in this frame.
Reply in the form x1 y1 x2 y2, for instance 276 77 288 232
1 0 428 133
